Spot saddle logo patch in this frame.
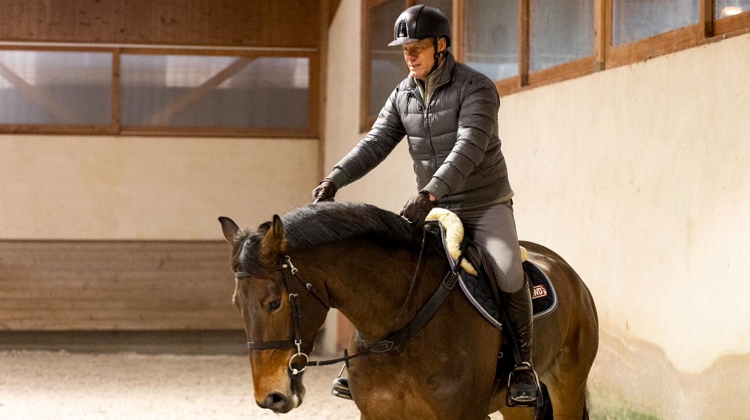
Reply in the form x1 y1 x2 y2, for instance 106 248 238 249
532 285 548 300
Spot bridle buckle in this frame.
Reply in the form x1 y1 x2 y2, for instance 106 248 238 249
285 255 299 275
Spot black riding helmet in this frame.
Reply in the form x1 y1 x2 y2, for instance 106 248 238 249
388 5 452 75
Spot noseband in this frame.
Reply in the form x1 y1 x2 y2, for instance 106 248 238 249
235 255 330 376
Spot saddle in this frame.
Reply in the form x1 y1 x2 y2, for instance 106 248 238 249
425 208 558 330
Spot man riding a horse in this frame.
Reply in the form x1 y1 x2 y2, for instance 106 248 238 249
313 4 539 406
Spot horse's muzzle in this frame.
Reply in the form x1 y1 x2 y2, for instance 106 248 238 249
258 392 294 413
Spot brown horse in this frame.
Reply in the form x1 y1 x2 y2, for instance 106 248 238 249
219 202 598 420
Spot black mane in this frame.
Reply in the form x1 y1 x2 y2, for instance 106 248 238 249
233 202 426 276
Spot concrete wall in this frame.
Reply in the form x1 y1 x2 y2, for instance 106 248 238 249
325 1 750 418
0 136 319 240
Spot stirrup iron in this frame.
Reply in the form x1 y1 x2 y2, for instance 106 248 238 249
506 362 543 408
331 363 352 400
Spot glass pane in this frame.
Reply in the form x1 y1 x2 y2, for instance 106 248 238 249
530 0 595 72
120 55 309 129
614 0 700 45
465 0 519 81
0 51 112 125
369 0 408 117
716 0 750 18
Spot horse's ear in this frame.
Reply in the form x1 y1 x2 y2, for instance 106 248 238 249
218 217 240 244
261 214 286 256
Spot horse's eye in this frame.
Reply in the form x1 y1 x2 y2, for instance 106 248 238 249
268 300 282 312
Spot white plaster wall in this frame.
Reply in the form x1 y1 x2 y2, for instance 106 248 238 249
0 136 319 240
325 0 416 213
326 0 750 397
499 34 750 374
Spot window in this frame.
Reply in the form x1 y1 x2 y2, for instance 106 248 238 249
716 0 750 18
361 0 454 131
0 48 317 137
0 50 112 127
121 54 310 130
613 0 700 46
363 0 750 112
364 0 409 130
530 0 595 72
464 0 519 81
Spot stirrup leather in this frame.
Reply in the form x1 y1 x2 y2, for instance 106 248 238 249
331 364 352 400
506 362 543 408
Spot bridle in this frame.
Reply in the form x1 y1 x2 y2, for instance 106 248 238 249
234 254 330 376
234 225 464 377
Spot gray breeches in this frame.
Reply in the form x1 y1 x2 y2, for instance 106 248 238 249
451 200 525 293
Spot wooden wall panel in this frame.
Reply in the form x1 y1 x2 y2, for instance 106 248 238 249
0 0 320 48
0 241 242 331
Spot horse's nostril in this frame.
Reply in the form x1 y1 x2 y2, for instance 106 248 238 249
265 392 287 408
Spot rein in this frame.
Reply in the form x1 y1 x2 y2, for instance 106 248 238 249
235 226 465 376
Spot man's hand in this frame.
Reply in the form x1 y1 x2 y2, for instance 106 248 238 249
312 179 337 203
399 191 436 229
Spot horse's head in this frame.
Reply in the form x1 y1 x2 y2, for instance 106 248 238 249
218 215 327 414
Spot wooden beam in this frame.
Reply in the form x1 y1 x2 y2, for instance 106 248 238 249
0 62 81 124
453 0 465 63
606 24 703 69
328 0 343 28
527 56 595 86
702 0 716 37
594 0 607 71
149 57 255 126
360 0 372 133
319 0 330 179
713 10 750 36
519 0 530 86
111 49 121 133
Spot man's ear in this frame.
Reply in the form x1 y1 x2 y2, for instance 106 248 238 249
261 215 287 257
438 37 447 53
218 217 240 244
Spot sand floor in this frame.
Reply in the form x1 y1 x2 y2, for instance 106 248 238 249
0 350 505 420
0 350 361 420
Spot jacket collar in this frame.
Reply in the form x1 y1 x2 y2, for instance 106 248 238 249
406 50 456 90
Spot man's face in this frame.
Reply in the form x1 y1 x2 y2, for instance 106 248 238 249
402 38 437 79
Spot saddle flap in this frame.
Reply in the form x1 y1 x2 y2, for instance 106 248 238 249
425 210 558 328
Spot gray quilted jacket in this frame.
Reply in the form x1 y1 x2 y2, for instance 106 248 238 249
328 51 513 209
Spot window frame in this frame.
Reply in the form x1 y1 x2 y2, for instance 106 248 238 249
0 45 119 136
0 44 319 138
351 0 750 101
361 0 409 133
495 0 750 96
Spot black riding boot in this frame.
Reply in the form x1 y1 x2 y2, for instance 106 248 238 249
502 278 540 407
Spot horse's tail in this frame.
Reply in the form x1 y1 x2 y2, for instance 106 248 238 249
534 382 553 420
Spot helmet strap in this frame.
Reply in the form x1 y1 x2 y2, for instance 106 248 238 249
429 36 443 76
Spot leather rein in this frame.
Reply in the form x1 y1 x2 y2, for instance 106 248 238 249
234 227 465 377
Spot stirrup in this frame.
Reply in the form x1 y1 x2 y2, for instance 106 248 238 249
331 364 352 400
506 362 542 408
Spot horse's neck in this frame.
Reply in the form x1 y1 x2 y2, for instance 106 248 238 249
297 239 447 341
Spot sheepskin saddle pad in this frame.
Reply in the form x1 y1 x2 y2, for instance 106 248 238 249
425 208 558 329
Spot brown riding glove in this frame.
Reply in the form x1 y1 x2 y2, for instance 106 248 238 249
312 179 337 202
399 191 436 229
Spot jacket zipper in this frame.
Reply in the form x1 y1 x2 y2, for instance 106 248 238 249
414 88 437 172
422 75 452 174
